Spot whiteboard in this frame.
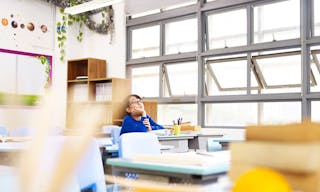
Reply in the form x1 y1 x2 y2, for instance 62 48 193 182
0 49 52 100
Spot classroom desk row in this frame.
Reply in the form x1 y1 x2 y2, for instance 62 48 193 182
106 151 232 191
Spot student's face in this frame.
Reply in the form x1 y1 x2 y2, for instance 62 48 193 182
127 96 144 115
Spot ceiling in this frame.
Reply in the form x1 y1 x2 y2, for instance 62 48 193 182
124 0 195 15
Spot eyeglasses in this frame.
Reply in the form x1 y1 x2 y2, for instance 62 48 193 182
129 99 142 105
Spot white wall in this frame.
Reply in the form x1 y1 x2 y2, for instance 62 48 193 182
0 0 127 131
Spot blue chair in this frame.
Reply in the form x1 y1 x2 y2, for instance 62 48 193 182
101 125 121 145
207 138 222 152
118 132 161 159
75 138 106 192
38 136 80 192
110 126 121 145
8 127 32 137
38 136 106 192
0 126 7 136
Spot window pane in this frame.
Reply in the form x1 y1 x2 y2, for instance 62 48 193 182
312 101 320 121
205 102 300 127
205 103 258 126
207 9 247 49
311 50 320 92
259 102 301 124
165 18 197 54
165 61 198 96
315 0 320 36
131 66 159 97
252 51 301 93
254 0 300 43
206 56 259 96
158 104 197 125
131 25 160 59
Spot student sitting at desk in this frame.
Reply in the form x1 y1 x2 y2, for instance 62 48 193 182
120 94 164 135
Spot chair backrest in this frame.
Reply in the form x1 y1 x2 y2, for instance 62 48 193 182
101 125 121 145
0 126 7 136
39 136 105 192
75 138 106 192
8 127 32 137
119 132 161 159
110 126 121 145
207 138 222 152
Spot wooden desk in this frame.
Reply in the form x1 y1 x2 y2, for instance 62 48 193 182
0 142 28 166
107 151 230 184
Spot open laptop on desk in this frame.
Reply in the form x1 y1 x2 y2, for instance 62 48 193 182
107 150 230 184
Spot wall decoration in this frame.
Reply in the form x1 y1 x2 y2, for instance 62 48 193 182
1 18 8 26
0 0 55 52
27 22 35 31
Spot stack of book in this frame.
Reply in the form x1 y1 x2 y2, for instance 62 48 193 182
229 121 320 192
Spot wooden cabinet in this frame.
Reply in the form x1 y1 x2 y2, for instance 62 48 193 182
143 100 158 121
66 58 130 132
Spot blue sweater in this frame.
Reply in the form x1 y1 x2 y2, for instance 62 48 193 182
120 115 164 135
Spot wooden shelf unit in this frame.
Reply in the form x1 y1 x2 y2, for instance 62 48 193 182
66 58 131 131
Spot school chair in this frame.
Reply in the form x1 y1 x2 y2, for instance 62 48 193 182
8 127 33 137
0 126 7 136
118 132 161 158
207 138 222 152
101 125 121 145
38 136 105 192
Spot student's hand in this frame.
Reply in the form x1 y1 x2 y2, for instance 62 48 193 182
143 118 152 131
133 107 146 117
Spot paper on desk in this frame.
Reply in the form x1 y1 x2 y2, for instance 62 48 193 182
132 151 230 166
150 129 170 136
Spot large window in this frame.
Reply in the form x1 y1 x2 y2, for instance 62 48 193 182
254 0 300 43
165 18 197 54
131 66 160 97
127 0 320 129
205 102 301 127
207 8 247 49
131 25 160 59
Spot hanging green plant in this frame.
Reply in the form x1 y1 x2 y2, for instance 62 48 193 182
56 4 87 61
45 0 115 61
35 55 51 88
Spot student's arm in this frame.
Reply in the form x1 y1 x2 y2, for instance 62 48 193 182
147 115 164 130
120 116 132 135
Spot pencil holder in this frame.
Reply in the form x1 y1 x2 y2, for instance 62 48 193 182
173 125 181 135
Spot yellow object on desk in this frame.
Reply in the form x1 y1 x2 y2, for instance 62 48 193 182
232 167 292 192
172 125 181 135
180 125 201 131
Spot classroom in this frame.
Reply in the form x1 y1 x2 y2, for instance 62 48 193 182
0 0 320 191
